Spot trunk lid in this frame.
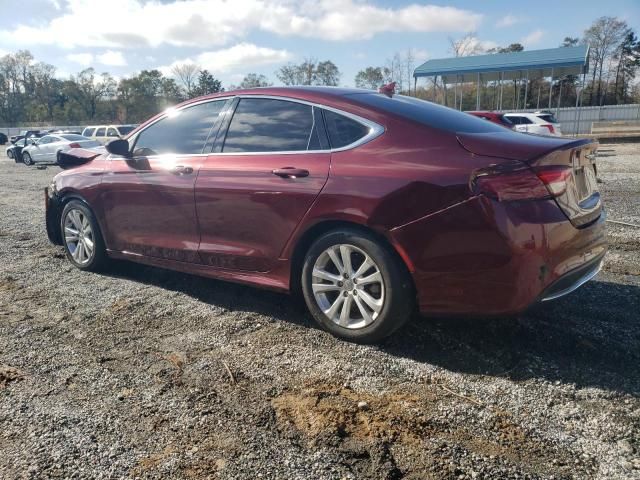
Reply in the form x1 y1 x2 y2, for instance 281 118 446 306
458 131 600 227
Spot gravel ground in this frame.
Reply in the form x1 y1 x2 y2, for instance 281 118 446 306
0 144 638 479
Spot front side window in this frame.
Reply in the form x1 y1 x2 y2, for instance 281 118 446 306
38 136 53 144
95 128 106 137
82 128 95 137
133 100 226 156
107 128 119 137
222 98 316 153
323 110 370 149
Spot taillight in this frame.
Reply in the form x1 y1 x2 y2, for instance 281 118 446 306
534 166 571 197
472 164 571 201
542 124 555 134
68 142 82 148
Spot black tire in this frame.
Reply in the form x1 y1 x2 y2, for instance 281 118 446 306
301 228 414 343
60 200 108 272
7 149 13 160
56 150 62 165
22 152 33 166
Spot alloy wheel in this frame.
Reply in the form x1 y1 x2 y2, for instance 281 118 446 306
64 208 95 265
311 244 385 329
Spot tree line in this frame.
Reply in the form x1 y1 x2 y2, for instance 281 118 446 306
1 15 638 127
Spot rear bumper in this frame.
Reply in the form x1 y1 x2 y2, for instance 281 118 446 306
538 253 603 302
45 187 63 245
389 195 607 316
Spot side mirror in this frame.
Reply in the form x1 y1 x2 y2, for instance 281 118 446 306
106 138 130 157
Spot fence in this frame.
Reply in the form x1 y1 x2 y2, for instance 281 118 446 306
501 104 640 135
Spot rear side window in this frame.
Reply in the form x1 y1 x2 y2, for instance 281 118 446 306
82 128 95 137
107 128 119 137
133 100 226 156
95 128 106 136
323 110 370 149
537 114 558 123
348 93 506 134
223 98 317 153
61 134 85 141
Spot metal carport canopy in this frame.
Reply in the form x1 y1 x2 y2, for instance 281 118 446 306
413 45 589 83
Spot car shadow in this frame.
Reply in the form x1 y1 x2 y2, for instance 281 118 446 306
106 261 640 395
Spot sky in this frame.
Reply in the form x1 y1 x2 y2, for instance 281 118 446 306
0 0 638 87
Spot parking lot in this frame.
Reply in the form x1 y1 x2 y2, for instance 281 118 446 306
0 144 638 479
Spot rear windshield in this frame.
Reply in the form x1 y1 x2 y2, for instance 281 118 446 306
537 114 558 123
346 93 506 133
117 126 136 136
61 134 86 141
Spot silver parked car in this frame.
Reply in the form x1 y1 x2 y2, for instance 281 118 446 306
21 134 102 166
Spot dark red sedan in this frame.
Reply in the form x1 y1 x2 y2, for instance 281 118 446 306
45 88 606 343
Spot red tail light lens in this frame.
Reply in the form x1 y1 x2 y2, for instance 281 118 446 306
542 124 555 134
472 164 571 201
68 142 82 148
534 166 571 197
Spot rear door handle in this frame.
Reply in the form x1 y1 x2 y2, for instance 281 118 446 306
272 167 309 178
170 165 193 175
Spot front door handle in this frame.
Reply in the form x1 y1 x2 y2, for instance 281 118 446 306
170 165 193 175
272 167 309 178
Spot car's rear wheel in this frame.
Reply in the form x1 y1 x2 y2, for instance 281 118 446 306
301 229 414 343
7 150 13 159
22 152 33 166
61 200 108 272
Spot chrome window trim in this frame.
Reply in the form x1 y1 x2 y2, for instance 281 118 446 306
122 94 384 158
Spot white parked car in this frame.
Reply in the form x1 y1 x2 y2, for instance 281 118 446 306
21 134 102 166
504 112 563 136
81 125 137 145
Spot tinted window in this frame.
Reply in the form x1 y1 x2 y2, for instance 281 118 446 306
500 115 513 125
83 128 95 137
61 134 85 141
117 126 136 136
107 128 119 137
133 100 226 156
537 114 558 123
323 110 370 149
95 128 106 136
223 98 315 153
347 93 506 134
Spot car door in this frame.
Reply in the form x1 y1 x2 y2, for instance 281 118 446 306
195 96 331 272
31 136 53 162
43 136 64 162
99 99 228 262
95 127 106 144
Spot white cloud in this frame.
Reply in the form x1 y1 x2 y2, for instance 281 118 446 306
97 50 127 66
66 50 127 67
521 29 544 46
160 43 291 75
66 52 93 66
496 14 522 28
0 0 482 49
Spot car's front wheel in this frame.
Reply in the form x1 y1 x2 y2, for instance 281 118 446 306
7 150 13 159
60 200 108 272
22 152 33 166
301 229 414 343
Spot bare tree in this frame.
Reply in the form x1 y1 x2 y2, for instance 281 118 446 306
449 33 484 57
171 63 200 98
583 16 629 105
